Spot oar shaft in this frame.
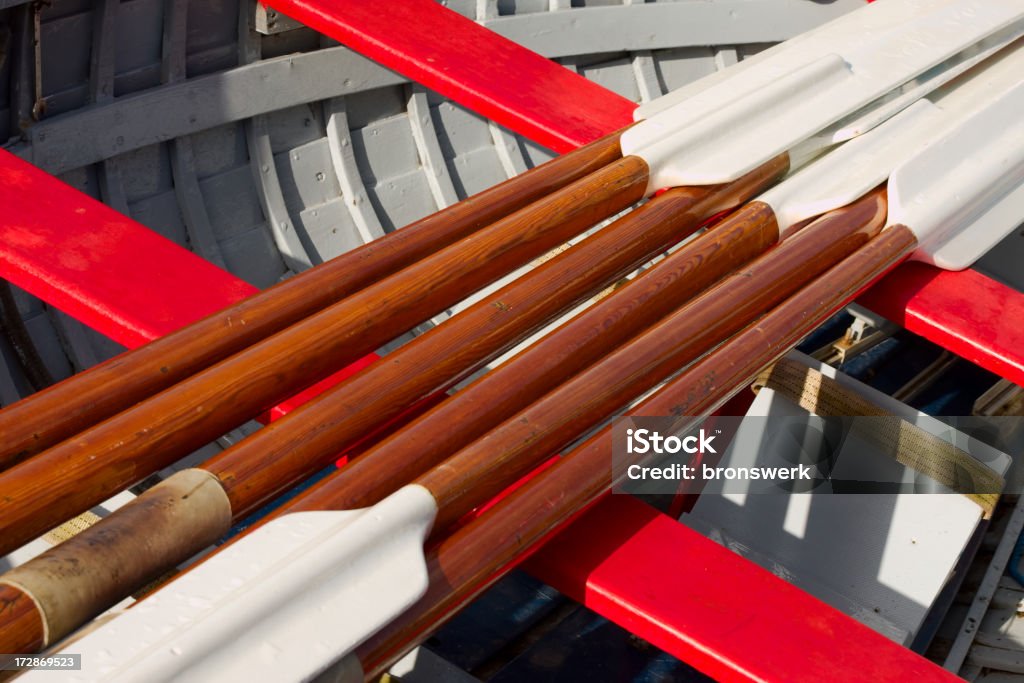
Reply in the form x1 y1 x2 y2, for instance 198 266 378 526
208 160 784 515
283 200 781 515
418 188 889 533
0 584 43 654
0 156 647 556
0 130 625 471
357 224 919 677
0 159 786 654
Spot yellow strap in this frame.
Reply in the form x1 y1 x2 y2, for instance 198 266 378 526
753 358 1002 518
43 510 102 545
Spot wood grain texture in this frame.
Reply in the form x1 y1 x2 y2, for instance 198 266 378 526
0 130 625 472
206 161 777 515
0 154 646 556
0 158 780 652
285 198 784 515
0 583 44 654
416 188 889 532
357 223 919 677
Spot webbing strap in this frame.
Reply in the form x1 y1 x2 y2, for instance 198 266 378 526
43 511 101 545
753 358 1002 517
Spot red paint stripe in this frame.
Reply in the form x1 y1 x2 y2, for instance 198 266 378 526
261 0 636 152
0 148 377 414
0 150 254 347
859 262 1024 388
525 496 961 683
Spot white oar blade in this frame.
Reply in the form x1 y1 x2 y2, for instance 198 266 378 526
759 39 1024 232
621 0 1024 191
758 100 945 231
634 0 1023 121
823 26 1024 145
889 81 1024 270
33 486 438 683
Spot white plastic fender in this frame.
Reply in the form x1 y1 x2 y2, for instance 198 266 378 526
32 485 439 683
621 0 1024 193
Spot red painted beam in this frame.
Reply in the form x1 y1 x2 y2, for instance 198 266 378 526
859 263 1024 388
0 150 254 348
525 495 960 683
260 0 636 152
0 148 377 416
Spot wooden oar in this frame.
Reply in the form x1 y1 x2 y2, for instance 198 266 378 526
350 187 889 538
188 43 1024 522
358 224 921 678
124 168 789 592
10 197 895 675
139 186 873 582
21 8 1024 676
9 51 1024 658
230 43 1024 520
272 197 783 516
265 201 814 518
0 184 869 657
1 50 1005 640
0 129 625 471
0 151 651 553
0 161 788 654
358 78 1024 672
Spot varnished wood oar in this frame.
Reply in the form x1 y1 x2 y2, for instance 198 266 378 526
297 49 1024 518
0 161 788 654
20 11 1024 674
382 188 888 539
196 79 978 523
0 181 866 656
0 151 650 555
9 62 1024 651
6 208 905 671
359 77 1024 669
264 194 787 516
358 225 920 677
130 162 790 592
0 130 625 472
202 163 780 520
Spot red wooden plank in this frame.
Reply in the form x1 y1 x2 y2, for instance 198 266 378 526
0 149 254 348
0 148 377 414
859 263 1024 388
260 0 636 152
525 495 961 683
